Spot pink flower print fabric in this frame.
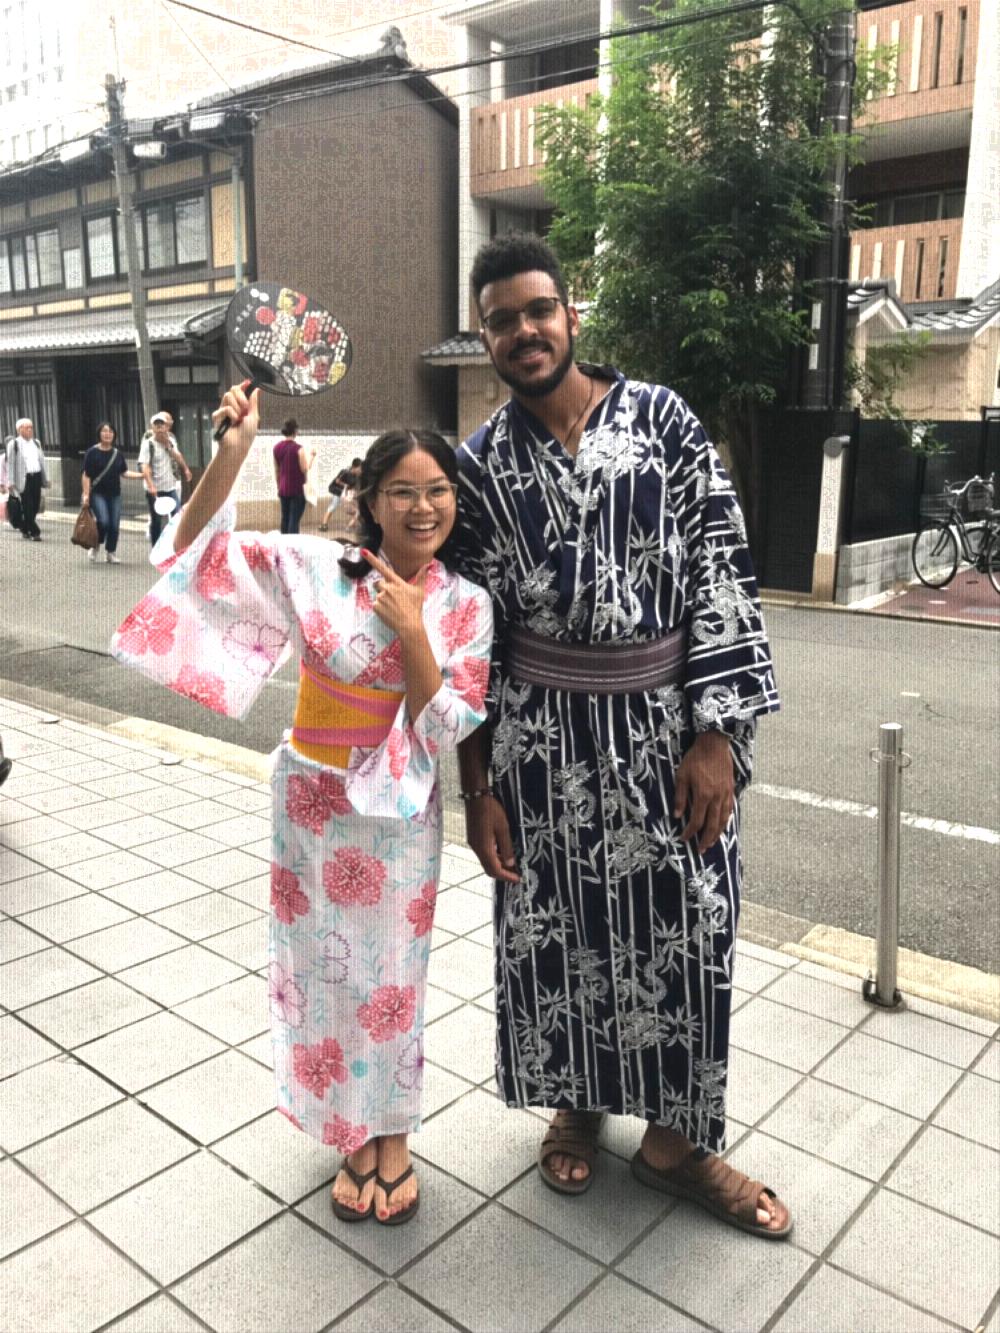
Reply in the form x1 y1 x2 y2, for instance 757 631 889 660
111 501 493 1143
357 984 416 1043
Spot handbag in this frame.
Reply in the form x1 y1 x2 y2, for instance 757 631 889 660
6 492 22 530
72 504 99 549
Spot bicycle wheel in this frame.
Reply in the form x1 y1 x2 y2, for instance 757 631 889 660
911 523 958 588
985 530 1000 596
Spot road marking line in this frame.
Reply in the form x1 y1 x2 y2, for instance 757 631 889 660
752 783 999 845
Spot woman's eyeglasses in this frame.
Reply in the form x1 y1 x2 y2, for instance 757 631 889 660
480 296 565 336
378 482 458 511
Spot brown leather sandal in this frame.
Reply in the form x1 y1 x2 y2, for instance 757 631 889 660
330 1160 377 1222
537 1110 606 1195
631 1148 793 1239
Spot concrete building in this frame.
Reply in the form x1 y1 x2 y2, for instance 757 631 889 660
849 0 1000 423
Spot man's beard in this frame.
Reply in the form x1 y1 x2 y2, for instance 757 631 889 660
493 331 575 399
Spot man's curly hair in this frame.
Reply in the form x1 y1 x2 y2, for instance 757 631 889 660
470 231 569 307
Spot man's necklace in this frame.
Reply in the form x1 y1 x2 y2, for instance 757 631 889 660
558 380 596 452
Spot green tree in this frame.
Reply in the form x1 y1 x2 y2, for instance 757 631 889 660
537 0 877 546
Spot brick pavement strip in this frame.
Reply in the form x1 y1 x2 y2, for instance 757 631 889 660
1 694 998 1333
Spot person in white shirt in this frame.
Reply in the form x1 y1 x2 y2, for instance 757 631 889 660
1 418 50 540
138 411 192 546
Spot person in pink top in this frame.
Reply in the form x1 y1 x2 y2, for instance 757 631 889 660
273 418 316 534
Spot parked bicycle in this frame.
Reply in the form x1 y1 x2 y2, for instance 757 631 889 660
911 474 1000 593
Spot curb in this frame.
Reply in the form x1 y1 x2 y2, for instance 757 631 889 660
760 591 1000 633
3 684 997 1024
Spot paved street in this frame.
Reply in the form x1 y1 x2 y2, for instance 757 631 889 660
3 512 997 972
1 695 999 1333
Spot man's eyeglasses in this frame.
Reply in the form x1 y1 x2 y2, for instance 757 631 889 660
481 296 566 337
378 482 458 511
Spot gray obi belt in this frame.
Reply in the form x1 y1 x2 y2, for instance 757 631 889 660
503 624 686 695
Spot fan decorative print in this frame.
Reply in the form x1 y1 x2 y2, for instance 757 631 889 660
225 283 352 397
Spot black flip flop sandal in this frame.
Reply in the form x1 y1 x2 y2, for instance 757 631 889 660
374 1164 420 1226
330 1160 377 1222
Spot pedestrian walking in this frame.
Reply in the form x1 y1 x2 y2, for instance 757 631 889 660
112 384 492 1227
80 423 143 563
272 418 316 534
319 457 363 536
139 412 191 545
455 233 792 1237
1 418 50 540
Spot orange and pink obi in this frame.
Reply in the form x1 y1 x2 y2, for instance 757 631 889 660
290 660 404 770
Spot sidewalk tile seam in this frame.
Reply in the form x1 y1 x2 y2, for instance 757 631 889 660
819 1259 975 1333
320 1281 394 1333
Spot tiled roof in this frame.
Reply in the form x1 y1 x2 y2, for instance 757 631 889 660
422 332 487 359
847 275 1000 338
0 298 228 355
909 275 1000 335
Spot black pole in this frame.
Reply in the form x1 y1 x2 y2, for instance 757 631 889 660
800 6 857 411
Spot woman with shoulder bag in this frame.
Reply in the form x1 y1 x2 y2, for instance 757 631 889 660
80 423 143 563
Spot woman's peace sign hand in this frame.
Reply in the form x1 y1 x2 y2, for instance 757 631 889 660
361 550 429 638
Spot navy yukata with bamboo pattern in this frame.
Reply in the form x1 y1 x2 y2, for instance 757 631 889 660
454 366 779 1152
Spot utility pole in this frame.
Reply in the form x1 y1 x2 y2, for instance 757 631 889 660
799 6 857 410
105 74 158 426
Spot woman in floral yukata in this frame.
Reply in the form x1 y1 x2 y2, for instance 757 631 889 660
112 383 493 1226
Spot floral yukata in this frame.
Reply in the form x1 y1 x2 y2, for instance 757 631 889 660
455 367 779 1153
111 505 492 1149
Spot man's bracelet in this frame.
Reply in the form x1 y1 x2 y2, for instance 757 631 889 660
458 787 496 803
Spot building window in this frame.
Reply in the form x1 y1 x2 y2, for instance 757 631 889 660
86 215 118 279
936 236 949 298
0 227 63 292
141 193 207 270
930 11 943 90
955 8 968 85
868 189 965 228
913 239 925 299
85 213 143 280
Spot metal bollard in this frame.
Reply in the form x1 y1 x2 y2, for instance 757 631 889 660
862 723 910 1009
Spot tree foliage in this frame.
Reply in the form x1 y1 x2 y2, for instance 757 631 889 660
536 0 875 508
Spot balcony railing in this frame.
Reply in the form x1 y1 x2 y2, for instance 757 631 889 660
850 217 963 303
857 0 978 126
470 80 599 199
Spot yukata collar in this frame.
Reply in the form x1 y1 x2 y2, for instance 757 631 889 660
508 361 625 441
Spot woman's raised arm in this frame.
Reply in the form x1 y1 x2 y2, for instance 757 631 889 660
175 383 260 551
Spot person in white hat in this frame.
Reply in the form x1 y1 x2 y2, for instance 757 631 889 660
1 418 50 540
138 412 192 545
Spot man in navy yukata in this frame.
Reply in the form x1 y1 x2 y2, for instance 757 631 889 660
455 233 792 1238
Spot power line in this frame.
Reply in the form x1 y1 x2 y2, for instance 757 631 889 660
158 0 236 94
163 0 354 60
205 17 776 133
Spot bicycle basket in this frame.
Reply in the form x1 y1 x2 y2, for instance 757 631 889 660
965 479 993 516
919 494 953 521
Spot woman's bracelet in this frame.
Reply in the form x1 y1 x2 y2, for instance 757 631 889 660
458 786 496 803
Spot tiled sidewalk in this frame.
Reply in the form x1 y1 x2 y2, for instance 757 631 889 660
1 695 998 1333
